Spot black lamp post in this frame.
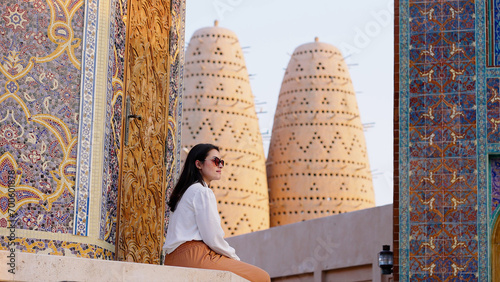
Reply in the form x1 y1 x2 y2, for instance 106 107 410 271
378 245 393 275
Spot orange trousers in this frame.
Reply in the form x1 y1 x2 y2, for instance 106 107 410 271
164 240 270 282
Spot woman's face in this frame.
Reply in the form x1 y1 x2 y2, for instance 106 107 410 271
196 149 223 185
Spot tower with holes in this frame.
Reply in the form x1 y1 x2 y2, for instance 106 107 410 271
181 21 269 236
267 38 375 227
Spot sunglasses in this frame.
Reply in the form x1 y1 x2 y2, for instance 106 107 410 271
207 157 225 167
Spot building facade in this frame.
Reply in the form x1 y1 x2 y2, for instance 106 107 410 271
0 0 185 263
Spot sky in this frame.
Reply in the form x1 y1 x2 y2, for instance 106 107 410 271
185 0 394 206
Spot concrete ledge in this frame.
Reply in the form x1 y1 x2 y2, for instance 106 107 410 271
0 250 248 281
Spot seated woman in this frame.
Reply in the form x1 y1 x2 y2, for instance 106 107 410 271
163 143 270 282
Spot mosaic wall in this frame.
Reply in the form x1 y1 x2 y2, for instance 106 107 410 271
398 0 500 280
1 0 185 259
0 0 84 232
99 0 127 245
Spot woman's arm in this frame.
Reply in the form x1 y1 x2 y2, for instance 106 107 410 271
194 188 240 260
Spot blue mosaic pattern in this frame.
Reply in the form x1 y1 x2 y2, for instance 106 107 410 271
494 0 500 65
476 0 490 279
491 156 500 213
399 1 410 279
400 0 500 280
74 0 99 236
400 0 483 280
487 78 500 143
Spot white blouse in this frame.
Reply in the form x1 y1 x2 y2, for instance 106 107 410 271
163 182 240 260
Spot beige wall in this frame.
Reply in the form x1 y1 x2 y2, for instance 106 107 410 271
227 204 393 282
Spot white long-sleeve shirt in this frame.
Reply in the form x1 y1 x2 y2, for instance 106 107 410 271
163 182 240 260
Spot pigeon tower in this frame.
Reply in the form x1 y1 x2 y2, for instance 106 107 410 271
267 38 375 226
181 21 269 236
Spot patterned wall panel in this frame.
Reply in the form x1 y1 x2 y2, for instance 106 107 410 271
73 0 99 237
487 0 500 66
116 0 173 264
491 156 500 214
0 235 113 259
487 78 500 143
496 0 500 66
164 0 185 233
99 0 127 244
399 0 480 280
0 1 84 233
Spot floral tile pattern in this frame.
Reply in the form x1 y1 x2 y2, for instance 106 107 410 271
0 0 84 233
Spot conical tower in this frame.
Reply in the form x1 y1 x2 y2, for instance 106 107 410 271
181 21 269 236
267 38 375 227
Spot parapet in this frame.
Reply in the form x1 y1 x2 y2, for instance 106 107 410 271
0 250 248 281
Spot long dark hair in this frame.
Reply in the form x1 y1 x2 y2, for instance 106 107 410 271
168 143 220 211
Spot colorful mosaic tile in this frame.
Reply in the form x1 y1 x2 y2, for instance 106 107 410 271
1 0 185 258
487 78 500 142
487 0 500 66
163 0 186 233
74 0 98 237
400 0 482 280
99 0 127 245
0 236 113 259
0 0 84 233
491 156 500 212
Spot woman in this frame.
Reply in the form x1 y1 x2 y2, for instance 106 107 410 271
163 143 270 282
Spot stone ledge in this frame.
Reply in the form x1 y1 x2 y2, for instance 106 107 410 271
0 250 248 281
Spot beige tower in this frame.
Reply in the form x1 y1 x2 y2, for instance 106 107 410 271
181 22 269 236
267 38 375 227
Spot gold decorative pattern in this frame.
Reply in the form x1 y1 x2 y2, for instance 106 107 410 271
116 0 171 264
